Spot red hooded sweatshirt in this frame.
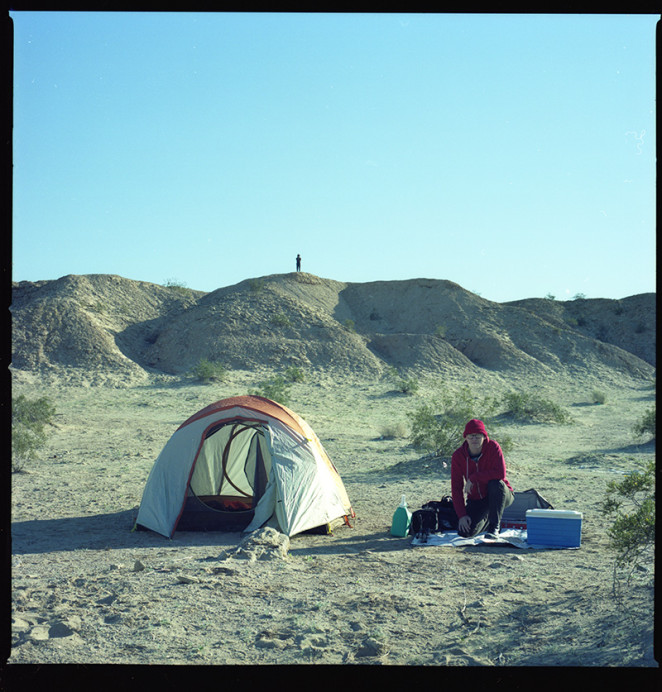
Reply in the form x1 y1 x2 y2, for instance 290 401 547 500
450 433 513 519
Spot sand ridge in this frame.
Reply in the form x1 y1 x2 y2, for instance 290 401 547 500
10 272 655 386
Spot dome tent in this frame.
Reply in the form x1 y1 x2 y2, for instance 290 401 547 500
135 395 354 538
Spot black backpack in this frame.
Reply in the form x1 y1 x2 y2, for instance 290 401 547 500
410 496 459 536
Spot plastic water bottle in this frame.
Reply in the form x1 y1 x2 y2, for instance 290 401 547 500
391 494 412 537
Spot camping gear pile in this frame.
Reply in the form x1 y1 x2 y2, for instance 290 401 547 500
135 395 355 538
406 489 564 547
409 496 459 536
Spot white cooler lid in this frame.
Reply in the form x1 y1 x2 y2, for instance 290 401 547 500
526 509 583 519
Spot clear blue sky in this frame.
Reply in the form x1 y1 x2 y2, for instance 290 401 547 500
11 12 658 302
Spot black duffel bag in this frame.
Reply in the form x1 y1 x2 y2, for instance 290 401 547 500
410 496 459 536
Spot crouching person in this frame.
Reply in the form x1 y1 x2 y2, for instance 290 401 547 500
451 419 514 539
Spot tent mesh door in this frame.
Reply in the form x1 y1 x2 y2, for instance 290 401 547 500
179 421 270 531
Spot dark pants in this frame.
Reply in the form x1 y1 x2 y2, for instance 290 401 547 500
459 479 514 537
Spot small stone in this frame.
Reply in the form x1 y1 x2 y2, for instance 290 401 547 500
49 621 75 638
132 560 145 572
30 625 50 641
256 635 287 650
97 593 117 605
176 574 199 584
211 566 237 576
12 617 32 633
356 637 389 658
66 615 82 631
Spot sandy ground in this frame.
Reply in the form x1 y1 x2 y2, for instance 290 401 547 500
6 367 656 670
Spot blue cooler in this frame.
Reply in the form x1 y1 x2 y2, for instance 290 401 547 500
526 509 582 547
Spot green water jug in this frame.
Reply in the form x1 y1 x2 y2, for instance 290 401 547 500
391 495 412 537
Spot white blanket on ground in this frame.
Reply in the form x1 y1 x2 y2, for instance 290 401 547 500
410 528 578 550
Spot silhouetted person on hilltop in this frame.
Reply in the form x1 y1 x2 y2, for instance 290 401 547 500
296 254 301 272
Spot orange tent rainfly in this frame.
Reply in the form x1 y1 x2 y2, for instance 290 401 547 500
135 395 354 538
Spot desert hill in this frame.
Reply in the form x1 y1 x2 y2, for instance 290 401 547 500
10 272 655 385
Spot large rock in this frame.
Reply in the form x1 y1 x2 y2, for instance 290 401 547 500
221 527 290 562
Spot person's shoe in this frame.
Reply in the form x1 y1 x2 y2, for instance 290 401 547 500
484 531 499 540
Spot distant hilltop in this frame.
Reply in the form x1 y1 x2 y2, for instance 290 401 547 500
10 273 655 386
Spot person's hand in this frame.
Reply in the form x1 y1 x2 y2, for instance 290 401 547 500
465 479 473 495
458 515 471 534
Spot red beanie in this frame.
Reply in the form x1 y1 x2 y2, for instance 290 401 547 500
463 419 487 438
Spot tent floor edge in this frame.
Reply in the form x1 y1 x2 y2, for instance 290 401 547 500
300 515 354 536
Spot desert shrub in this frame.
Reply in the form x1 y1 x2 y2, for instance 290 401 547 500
12 394 56 472
600 460 655 585
408 403 458 458
252 375 291 406
434 324 447 338
284 366 305 383
86 300 105 313
191 359 227 383
343 319 356 332
398 376 419 396
270 312 292 328
387 367 419 395
164 278 191 296
632 405 655 440
501 390 572 424
496 432 514 456
379 421 408 440
248 279 264 293
592 390 607 405
407 387 510 459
